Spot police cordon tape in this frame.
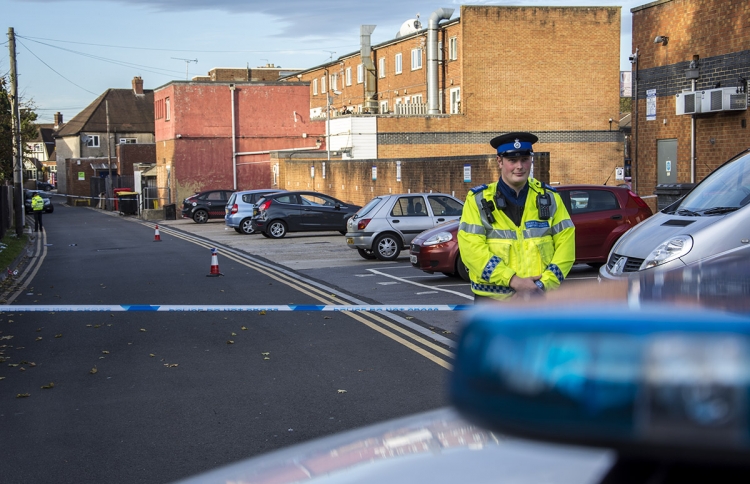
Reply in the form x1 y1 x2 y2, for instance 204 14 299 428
1 304 472 312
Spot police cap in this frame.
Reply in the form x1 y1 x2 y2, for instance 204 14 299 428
490 132 538 157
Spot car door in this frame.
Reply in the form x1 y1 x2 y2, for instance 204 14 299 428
387 195 434 245
564 189 623 262
426 195 464 225
204 191 228 218
298 193 342 230
269 193 303 230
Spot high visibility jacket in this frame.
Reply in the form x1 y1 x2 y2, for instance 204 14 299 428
31 195 44 211
457 178 575 300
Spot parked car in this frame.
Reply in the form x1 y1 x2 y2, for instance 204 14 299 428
35 180 55 191
24 190 53 213
600 148 750 280
181 189 235 223
251 191 361 239
225 189 285 234
345 193 464 261
411 184 652 279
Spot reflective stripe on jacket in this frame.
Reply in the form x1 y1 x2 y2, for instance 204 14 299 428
457 178 575 300
31 195 45 211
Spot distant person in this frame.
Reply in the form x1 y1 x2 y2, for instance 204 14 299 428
31 192 44 232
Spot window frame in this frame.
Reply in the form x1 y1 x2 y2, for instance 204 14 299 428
449 37 458 61
165 97 170 121
345 67 352 86
86 135 100 148
357 64 364 84
411 48 423 71
313 78 318 95
395 53 403 75
378 57 385 78
449 87 461 114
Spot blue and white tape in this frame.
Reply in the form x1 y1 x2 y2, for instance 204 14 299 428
1 304 471 312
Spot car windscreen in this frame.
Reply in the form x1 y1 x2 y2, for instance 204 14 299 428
678 152 750 213
353 197 383 218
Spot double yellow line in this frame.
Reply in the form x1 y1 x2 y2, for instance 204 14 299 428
151 223 455 371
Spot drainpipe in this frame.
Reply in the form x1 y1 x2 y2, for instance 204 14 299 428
229 83 237 190
691 80 696 184
427 8 455 115
360 25 377 113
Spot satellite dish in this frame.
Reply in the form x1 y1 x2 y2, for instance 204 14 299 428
395 18 422 38
81 134 90 143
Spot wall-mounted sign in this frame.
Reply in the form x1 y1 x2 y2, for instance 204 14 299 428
646 89 656 121
396 161 402 182
464 164 471 183
372 166 377 181
322 162 326 179
615 167 624 180
310 165 315 178
78 172 85 181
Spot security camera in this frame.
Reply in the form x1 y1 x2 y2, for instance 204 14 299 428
629 54 637 63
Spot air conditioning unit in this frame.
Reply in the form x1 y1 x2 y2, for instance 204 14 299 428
675 91 703 115
701 87 748 112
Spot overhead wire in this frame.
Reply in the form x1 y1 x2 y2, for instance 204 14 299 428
15 38 98 95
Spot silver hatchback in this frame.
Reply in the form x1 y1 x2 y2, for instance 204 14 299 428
225 189 284 234
345 193 464 261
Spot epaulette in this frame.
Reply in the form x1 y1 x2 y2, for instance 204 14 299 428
543 183 557 193
469 184 488 194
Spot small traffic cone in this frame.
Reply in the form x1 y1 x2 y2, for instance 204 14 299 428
153 224 161 242
207 248 223 277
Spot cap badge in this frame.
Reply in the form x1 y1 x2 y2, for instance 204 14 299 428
513 139 521 149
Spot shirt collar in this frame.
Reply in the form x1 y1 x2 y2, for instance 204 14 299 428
497 178 529 206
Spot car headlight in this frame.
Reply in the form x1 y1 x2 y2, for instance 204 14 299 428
641 235 693 270
423 231 453 246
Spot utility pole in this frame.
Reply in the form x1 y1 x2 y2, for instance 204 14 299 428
8 27 24 236
106 100 113 210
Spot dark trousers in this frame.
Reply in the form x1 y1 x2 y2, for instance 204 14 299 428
34 210 43 232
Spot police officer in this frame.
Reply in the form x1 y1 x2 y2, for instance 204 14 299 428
31 191 45 232
457 132 575 301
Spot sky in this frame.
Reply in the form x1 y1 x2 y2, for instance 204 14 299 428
3 0 646 124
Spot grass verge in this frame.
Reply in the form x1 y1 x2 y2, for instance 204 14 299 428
0 231 30 271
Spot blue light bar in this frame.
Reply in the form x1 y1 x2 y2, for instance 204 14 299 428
450 304 750 462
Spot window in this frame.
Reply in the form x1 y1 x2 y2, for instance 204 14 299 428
428 196 464 216
345 67 352 86
322 76 326 93
568 190 619 214
119 138 137 144
404 96 411 104
313 79 318 95
357 64 364 84
438 41 443 61
378 57 385 78
450 87 461 114
395 53 403 74
391 196 428 217
331 74 338 91
380 100 389 113
412 94 423 104
449 37 458 61
85 135 100 147
165 97 170 121
411 49 423 70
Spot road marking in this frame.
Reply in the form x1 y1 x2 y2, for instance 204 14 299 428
1 231 48 305
377 281 400 285
367 269 474 300
355 274 375 277
416 291 439 295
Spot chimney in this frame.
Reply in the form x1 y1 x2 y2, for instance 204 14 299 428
132 76 144 95
53 112 63 129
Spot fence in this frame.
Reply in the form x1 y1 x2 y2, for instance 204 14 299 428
141 186 171 211
0 186 15 240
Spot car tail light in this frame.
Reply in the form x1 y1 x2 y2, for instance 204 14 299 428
357 218 371 230
259 199 272 212
628 190 650 209
230 204 238 214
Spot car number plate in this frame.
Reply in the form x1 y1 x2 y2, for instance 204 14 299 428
346 238 354 245
410 255 417 264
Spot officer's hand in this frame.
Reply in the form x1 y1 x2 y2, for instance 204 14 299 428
509 275 543 296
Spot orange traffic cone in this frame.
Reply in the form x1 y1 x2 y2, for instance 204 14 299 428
154 224 161 242
207 248 223 277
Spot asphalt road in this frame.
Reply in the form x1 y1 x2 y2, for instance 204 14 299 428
0 205 452 484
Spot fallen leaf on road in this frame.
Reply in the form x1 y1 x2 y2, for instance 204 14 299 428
35 328 41 332
149 354 155 357
55 334 62 338
261 352 270 356
231 332 237 336
89 366 98 374
405 316 414 320
35 337 42 341
29 362 35 367
86 324 92 327
0 336 13 340
41 382 54 389
241 326 247 330
259 310 266 315
19 367 26 371
102 350 110 354
93 324 101 328
16 393 30 398
324 316 331 319
8 364 19 367
337 389 347 394
263 357 270 360
140 329 147 332
0 376 5 380
227 340 234 344
164 364 178 368
442 330 451 334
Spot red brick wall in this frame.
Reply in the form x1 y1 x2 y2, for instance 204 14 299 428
117 143 156 176
632 0 750 206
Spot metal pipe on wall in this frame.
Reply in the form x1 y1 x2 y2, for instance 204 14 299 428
230 83 237 190
427 8 454 115
691 79 696 184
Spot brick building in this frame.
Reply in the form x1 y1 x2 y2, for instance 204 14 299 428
631 0 750 210
153 81 324 205
280 5 623 206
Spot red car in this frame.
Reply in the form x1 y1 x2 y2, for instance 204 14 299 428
410 185 652 279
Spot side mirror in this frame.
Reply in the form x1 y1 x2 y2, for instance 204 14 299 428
335 203 341 210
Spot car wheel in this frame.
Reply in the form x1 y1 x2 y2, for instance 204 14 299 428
456 253 470 281
267 220 287 239
234 227 243 234
240 218 255 235
260 231 271 238
339 230 347 235
357 248 376 260
374 234 401 261
47 204 54 214
193 209 209 224
587 263 604 269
